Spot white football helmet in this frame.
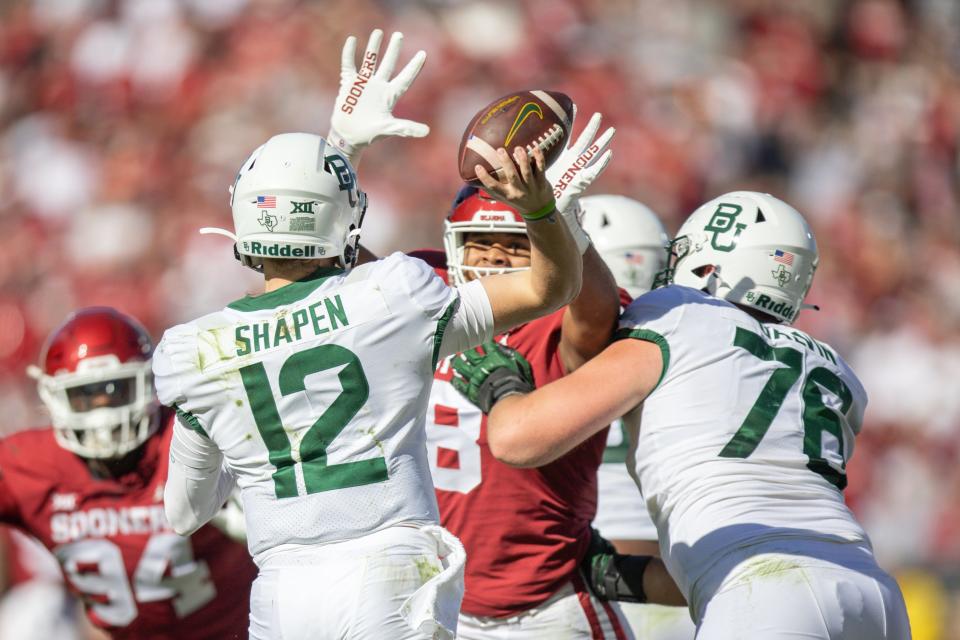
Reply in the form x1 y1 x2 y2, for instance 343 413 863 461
662 191 818 324
207 133 367 271
580 195 669 298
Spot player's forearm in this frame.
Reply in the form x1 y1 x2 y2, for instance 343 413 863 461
487 379 609 468
526 208 582 309
486 208 582 334
560 245 620 370
487 341 656 467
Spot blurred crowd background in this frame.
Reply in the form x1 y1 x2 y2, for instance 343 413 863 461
0 0 957 637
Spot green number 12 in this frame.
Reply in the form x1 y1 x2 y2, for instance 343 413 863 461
719 327 853 490
240 344 388 499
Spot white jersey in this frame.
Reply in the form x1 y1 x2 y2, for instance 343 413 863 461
593 407 659 541
618 285 869 603
154 253 490 562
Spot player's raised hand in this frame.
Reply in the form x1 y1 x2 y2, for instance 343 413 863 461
476 146 557 221
545 111 615 215
328 29 429 162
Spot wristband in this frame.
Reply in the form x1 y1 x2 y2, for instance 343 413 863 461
326 128 361 158
521 200 557 221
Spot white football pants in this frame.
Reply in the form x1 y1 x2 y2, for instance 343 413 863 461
618 602 696 640
456 578 634 640
248 524 463 640
693 539 911 639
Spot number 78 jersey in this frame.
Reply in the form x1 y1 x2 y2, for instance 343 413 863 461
619 285 870 600
154 254 463 561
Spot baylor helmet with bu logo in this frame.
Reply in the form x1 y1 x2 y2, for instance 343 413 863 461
659 191 819 324
204 133 368 271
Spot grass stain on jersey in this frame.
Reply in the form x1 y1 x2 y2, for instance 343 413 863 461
732 555 810 592
633 604 694 635
364 426 385 456
198 326 237 370
414 557 441 583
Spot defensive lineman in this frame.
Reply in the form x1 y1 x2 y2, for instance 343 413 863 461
1 307 256 639
152 36 581 640
454 191 912 639
426 113 662 637
324 29 645 637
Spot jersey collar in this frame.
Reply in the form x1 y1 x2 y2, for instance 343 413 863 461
227 266 345 312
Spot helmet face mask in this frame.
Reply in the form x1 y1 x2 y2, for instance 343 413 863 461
31 308 159 460
579 195 670 298
657 191 819 325
443 186 528 285
226 134 367 271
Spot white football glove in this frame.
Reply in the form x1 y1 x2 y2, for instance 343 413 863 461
545 111 615 254
328 29 429 163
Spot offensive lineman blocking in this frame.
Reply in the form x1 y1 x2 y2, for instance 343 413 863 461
454 191 912 639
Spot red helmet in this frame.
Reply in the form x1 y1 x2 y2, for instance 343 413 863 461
28 307 158 459
442 185 528 285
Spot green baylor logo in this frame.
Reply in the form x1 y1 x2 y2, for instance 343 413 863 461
324 154 359 207
771 264 792 287
257 210 278 232
704 203 746 252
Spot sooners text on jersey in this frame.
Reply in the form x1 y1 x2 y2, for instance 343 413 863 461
0 412 257 639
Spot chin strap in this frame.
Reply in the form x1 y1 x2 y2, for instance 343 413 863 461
199 227 263 272
198 227 238 241
800 302 821 311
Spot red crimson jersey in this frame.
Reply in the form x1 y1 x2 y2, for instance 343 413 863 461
0 412 257 639
419 249 608 618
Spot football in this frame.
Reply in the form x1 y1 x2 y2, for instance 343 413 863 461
458 90 574 185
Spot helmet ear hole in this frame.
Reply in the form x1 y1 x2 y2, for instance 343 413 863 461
755 208 766 223
692 265 714 277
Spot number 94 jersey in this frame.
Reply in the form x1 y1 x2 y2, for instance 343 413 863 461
619 285 870 601
0 415 256 639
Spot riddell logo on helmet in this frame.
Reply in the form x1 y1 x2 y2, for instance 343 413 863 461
749 292 794 318
243 242 324 257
